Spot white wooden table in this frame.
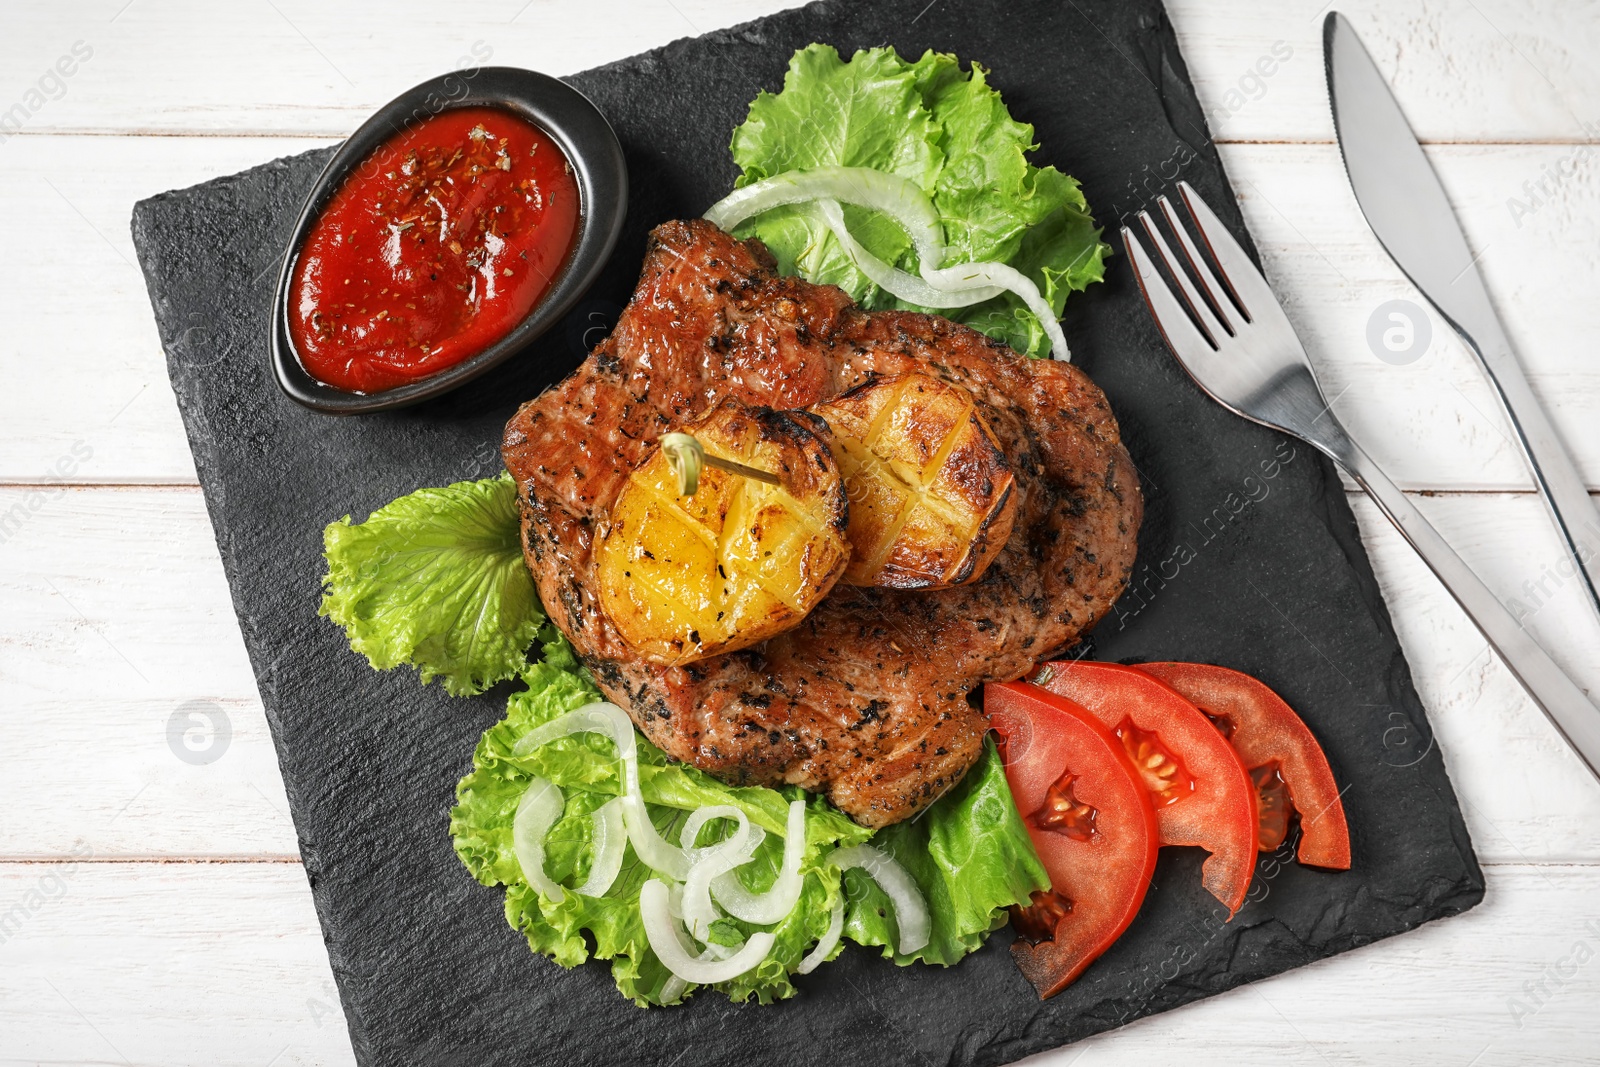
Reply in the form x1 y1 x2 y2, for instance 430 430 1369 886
3 2 1598 1063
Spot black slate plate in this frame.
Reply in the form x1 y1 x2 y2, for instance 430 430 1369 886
130 2 1484 1064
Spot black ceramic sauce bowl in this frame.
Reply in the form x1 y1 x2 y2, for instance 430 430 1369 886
270 67 627 414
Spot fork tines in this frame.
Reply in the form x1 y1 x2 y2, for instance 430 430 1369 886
1120 181 1327 429
1127 189 1227 349
1122 181 1281 360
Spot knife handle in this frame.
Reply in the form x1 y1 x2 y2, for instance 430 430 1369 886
1333 436 1600 781
1465 324 1600 616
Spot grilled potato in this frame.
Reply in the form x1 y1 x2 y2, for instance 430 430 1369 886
595 397 850 666
811 373 1016 589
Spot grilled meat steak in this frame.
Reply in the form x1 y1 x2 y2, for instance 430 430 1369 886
503 219 1141 827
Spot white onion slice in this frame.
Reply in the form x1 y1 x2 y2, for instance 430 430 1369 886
660 941 732 1003
796 893 846 975
705 166 947 270
707 170 1067 361
678 807 754 942
512 777 566 903
685 820 764 956
678 806 761 877
816 198 1067 359
511 702 626 758
712 799 806 925
573 796 625 897
660 882 742 959
814 200 1003 308
921 260 1071 361
678 805 748 852
831 844 931 955
641 880 776 984
660 974 690 1005
511 703 688 880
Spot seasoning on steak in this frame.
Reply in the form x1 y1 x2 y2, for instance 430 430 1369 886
503 219 1141 827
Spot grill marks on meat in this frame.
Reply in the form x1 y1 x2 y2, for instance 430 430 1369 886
503 219 1141 827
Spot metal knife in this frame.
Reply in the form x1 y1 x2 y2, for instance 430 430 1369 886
1324 12 1600 623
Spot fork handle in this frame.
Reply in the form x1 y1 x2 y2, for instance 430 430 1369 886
1334 439 1600 781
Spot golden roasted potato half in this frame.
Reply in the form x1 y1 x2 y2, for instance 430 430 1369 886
811 373 1016 589
595 397 850 666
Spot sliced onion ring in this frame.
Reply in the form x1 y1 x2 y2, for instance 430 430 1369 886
921 259 1070 362
574 796 626 897
641 880 776 985
815 200 1002 308
713 799 806 925
705 166 945 268
512 776 566 903
511 703 688 880
679 805 749 852
818 199 1067 359
797 892 846 975
688 824 764 962
660 940 736 1003
707 167 1068 360
678 806 754 942
659 973 690 1005
831 844 930 955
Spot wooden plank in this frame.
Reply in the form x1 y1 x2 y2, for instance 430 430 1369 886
0 694 301 860
1167 0 1600 145
0 134 334 484
4 135 1600 488
1 860 1596 1065
4 486 1599 861
0 486 258 702
0 484 300 859
2 1 1595 143
0 861 352 1067
0 0 797 137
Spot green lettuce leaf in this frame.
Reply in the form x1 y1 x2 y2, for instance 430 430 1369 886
948 169 1108 356
727 44 1112 357
841 738 1049 965
729 43 941 300
319 473 543 696
451 627 1046 1006
451 627 872 1006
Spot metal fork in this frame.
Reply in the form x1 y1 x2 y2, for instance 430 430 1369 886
1123 180 1600 783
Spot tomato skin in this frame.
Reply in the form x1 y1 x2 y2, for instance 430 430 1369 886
1136 662 1352 870
985 681 1159 998
1033 661 1259 917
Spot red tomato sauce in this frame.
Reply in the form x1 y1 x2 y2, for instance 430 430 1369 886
288 106 580 393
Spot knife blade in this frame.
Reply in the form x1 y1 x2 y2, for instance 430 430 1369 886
1324 11 1600 622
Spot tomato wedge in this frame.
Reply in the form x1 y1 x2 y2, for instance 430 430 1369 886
986 681 1159 998
1031 661 1259 917
1136 662 1352 870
